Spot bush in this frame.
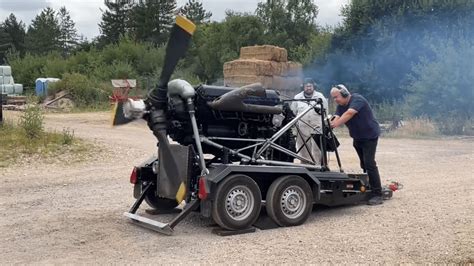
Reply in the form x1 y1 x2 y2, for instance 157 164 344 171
19 100 44 139
48 73 109 107
372 100 408 124
42 52 69 78
61 127 75 145
7 52 44 91
67 50 102 76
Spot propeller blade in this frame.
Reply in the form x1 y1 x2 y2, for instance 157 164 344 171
112 16 196 125
156 137 187 203
111 101 133 126
159 15 196 88
151 16 196 203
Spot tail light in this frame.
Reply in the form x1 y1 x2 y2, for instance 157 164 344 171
198 177 208 200
130 167 138 184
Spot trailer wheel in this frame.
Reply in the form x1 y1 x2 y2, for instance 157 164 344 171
266 175 312 227
144 184 179 211
212 174 262 230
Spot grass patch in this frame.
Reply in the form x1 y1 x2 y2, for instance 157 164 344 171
0 119 96 167
0 103 97 168
384 117 439 138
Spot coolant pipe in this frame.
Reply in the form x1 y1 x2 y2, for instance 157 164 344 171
187 99 208 175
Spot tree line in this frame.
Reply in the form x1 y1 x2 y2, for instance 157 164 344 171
0 0 472 134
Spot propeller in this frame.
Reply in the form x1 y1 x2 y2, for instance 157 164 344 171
112 15 196 203
111 15 196 126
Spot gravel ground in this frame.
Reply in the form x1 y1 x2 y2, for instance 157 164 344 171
1 111 473 264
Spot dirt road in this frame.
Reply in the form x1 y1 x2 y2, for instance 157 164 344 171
1 111 472 264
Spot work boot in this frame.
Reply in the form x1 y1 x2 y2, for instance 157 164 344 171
367 196 383 205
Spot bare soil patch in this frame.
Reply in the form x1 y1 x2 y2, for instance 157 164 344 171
1 111 472 264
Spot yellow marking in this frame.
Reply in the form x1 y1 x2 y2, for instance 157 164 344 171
176 182 186 203
176 16 196 35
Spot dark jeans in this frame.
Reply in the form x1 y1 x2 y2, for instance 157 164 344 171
353 138 382 196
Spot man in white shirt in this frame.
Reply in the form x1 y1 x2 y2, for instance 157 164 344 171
291 78 328 165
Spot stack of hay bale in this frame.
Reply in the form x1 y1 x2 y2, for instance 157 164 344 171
223 45 303 97
0 66 23 95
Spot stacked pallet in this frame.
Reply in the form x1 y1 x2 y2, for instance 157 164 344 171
223 45 303 96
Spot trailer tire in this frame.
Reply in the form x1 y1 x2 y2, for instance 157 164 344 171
266 175 312 227
144 184 179 211
212 174 262 231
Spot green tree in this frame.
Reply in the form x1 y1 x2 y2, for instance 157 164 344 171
57 7 79 56
99 0 134 45
0 26 13 64
290 29 331 66
0 14 26 60
406 38 474 134
130 0 176 44
179 0 212 25
256 0 318 59
193 12 266 82
25 7 61 55
310 0 474 102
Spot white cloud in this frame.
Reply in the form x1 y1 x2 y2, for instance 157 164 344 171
316 0 350 27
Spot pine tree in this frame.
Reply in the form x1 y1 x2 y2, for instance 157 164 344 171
99 0 134 45
130 0 176 44
25 7 61 55
1 14 26 57
179 0 212 25
0 26 13 64
57 6 79 56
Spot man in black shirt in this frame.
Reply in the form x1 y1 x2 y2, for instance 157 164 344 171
330 84 383 205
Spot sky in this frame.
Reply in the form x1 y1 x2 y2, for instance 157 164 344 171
0 0 349 40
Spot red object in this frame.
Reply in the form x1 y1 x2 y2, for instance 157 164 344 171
130 167 138 184
387 181 403 191
388 183 398 191
109 79 141 103
198 177 208 200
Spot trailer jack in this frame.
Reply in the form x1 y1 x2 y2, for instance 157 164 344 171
123 183 200 235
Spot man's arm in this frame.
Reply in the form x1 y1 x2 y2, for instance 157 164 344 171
331 108 358 128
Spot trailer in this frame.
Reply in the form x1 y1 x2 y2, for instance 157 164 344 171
116 15 392 235
121 85 393 235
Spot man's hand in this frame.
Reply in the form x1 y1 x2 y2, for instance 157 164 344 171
330 115 340 128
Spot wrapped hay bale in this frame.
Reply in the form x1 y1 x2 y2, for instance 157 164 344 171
240 45 288 62
0 66 12 76
1 84 14 94
14 84 23 94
